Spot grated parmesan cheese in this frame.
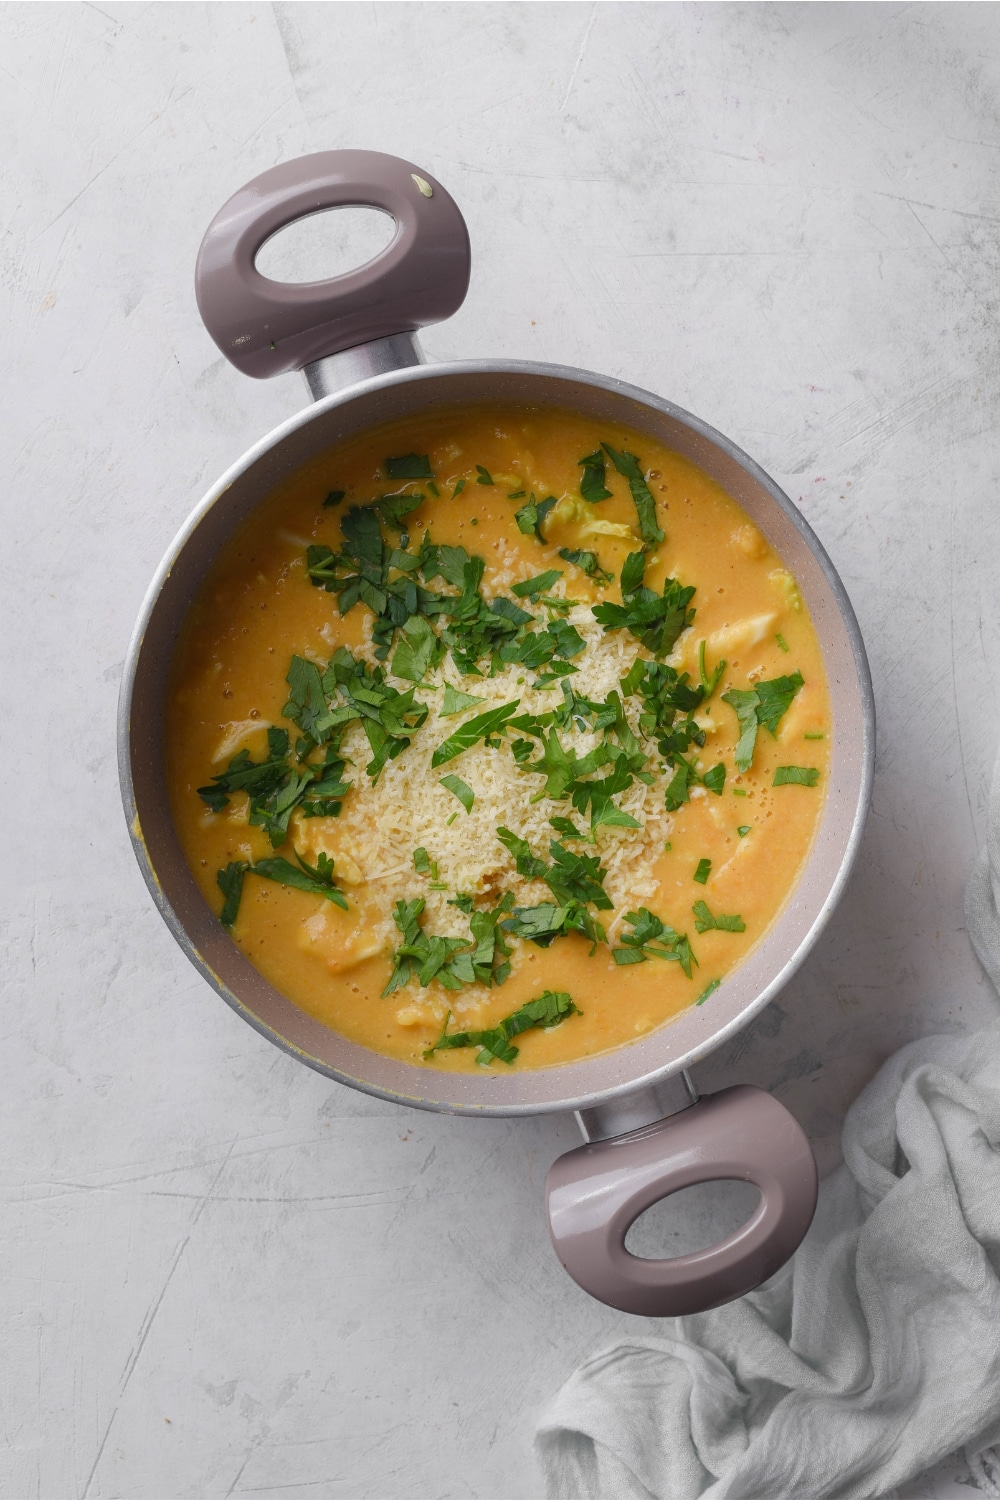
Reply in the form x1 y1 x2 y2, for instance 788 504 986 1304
290 602 676 1012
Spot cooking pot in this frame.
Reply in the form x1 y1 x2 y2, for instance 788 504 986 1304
119 150 874 1316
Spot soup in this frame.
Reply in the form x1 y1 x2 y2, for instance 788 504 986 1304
166 407 830 1071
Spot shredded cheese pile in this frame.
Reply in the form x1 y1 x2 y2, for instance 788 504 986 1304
292 602 675 969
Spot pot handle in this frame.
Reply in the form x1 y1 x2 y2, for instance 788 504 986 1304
194 150 471 379
546 1085 817 1316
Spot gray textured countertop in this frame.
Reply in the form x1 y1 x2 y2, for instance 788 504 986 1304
4 4 1000 1497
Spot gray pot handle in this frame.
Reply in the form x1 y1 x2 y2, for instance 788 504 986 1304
194 150 471 379
547 1086 817 1316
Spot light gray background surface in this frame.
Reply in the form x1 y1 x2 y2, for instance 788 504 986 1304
3 3 999 1496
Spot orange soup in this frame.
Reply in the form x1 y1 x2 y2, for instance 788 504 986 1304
166 407 830 1070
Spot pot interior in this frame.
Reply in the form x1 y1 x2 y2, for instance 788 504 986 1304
121 362 873 1116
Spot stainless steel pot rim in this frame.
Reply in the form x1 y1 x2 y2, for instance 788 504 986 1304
119 355 874 1118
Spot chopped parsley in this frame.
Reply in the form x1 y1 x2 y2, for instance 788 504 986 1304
440 684 486 717
423 989 580 1066
693 858 711 885
497 826 549 879
323 489 346 508
692 900 746 933
550 815 585 838
611 908 695 976
198 722 351 846
737 824 751 837
382 894 513 995
439 774 474 813
375 490 425 531
475 464 494 486
502 900 606 952
702 763 726 795
321 648 429 781
698 639 726 697
511 569 563 600
217 862 247 927
600 442 664 545
391 614 443 684
696 979 721 1005
578 450 613 503
496 830 614 912
558 547 612 584
216 851 348 928
592 551 695 658
413 847 431 873
430 700 521 767
722 671 804 772
773 765 819 787
515 493 557 541
385 453 433 480
452 479 466 499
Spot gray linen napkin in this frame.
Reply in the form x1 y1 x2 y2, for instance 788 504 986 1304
536 757 1000 1500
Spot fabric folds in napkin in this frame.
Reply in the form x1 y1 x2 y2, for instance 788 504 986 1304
536 765 1000 1500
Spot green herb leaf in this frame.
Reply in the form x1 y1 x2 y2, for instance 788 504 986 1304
502 901 606 952
496 826 549 879
692 900 745 933
722 687 761 774
391 615 441 684
430 700 521 767
578 450 613 503
515 494 557 542
440 684 486 717
199 729 321 848
698 639 726 696
776 632 789 652
804 731 825 741
284 657 338 744
755 671 805 736
252 852 349 910
323 489 346 508
773 765 819 787
593 573 696 658
693 858 712 885
702 763 726 795
545 840 614 910
413 847 431 873
512 569 563 600
217 861 248 927
476 464 494 486
440 774 475 813
423 989 580 1066
622 555 646 601
696 979 721 1005
612 907 696 977
664 757 695 812
549 815 585 838
383 893 513 996
375 491 425 531
452 479 466 499
600 442 664 544
385 453 433 480
722 671 805 773
557 547 613 584
737 824 751 837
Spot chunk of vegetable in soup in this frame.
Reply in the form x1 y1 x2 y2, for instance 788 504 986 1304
166 408 830 1071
